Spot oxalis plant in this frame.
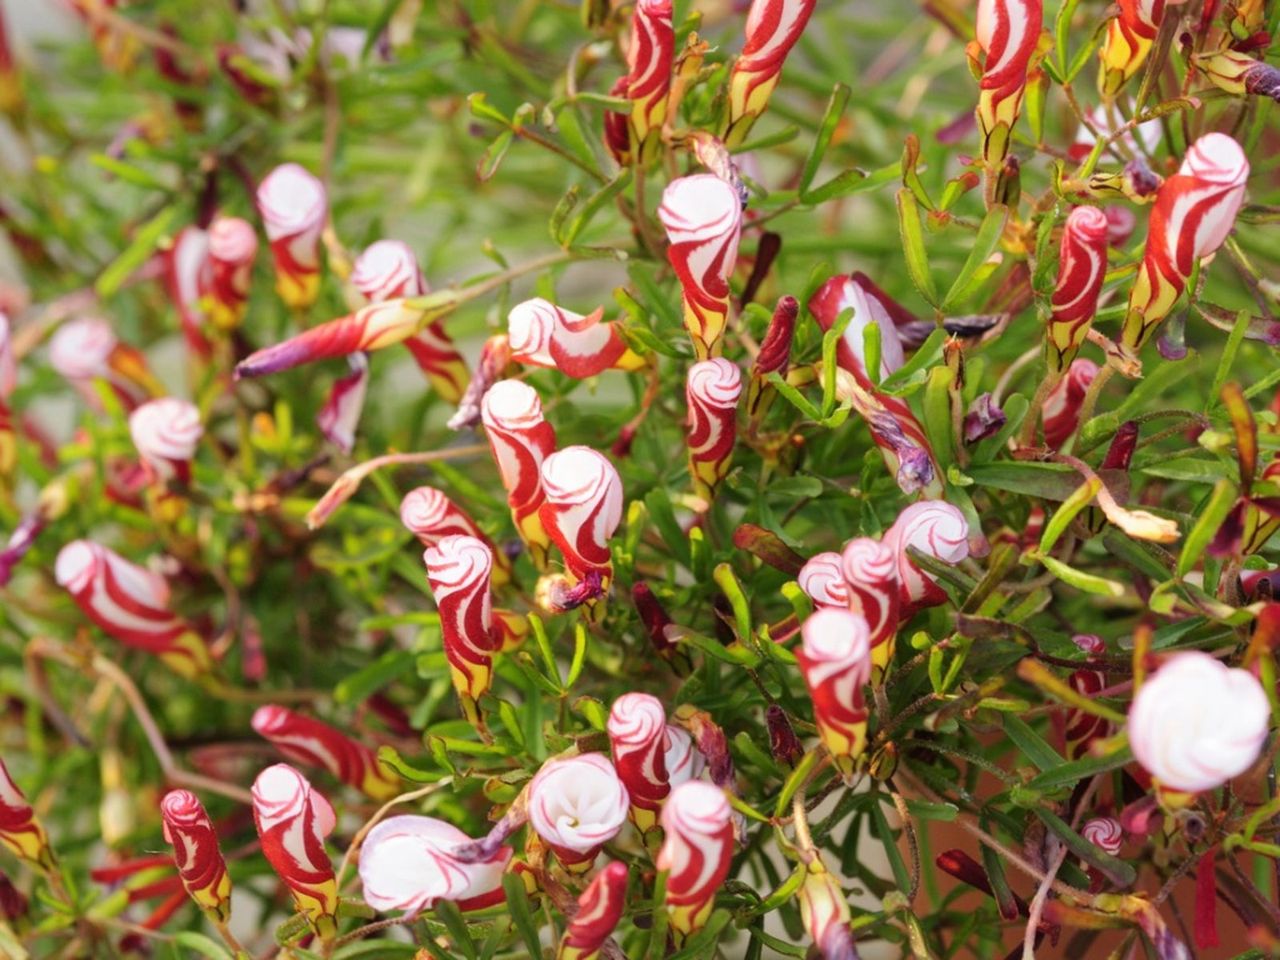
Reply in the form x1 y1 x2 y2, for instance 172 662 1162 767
0 0 1278 957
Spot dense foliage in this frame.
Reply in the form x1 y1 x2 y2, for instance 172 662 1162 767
0 0 1278 958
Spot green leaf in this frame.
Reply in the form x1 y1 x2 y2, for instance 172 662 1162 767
1025 743 1133 791
172 933 233 960
922 365 956 471
335 649 415 704
1037 554 1125 597
802 162 901 204
966 461 1080 499
1038 478 1101 554
1002 715 1065 772
1177 478 1238 577
433 900 478 960
1035 806 1136 886
95 205 180 299
870 792 912 893
1208 309 1252 410
941 204 1008 312
501 873 544 958
799 84 851 193
881 328 946 394
896 189 938 306
562 170 632 247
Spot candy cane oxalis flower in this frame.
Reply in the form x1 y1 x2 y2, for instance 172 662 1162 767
257 162 327 309
527 753 629 870
159 790 231 922
656 781 735 941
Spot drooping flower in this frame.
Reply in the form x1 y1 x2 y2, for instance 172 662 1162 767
256 163 327 309
623 0 673 157
54 540 214 680
251 705 399 800
1046 205 1110 376
49 317 158 412
798 859 858 960
1128 651 1269 795
539 446 624 586
840 537 900 680
685 358 742 503
725 0 818 147
358 815 511 915
664 725 706 787
973 0 1043 168
351 240 469 404
128 398 203 485
1098 0 1165 98
0 759 54 872
527 754 629 870
423 535 502 705
159 790 231 922
556 861 629 960
399 486 511 585
251 764 338 937
482 380 557 569
798 552 848 609
607 692 670 833
507 299 644 378
882 501 971 618
165 225 212 358
796 608 872 779
203 215 258 331
1042 357 1098 450
234 300 424 379
315 353 369 453
656 782 735 940
1120 133 1250 354
658 174 743 359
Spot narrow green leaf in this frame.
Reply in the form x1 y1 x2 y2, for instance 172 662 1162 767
433 900 478 960
870 793 912 893
922 365 956 471
941 204 1008 312
96 205 179 299
1025 743 1133 791
173 933 233 960
1208 309 1252 410
335 649 415 704
501 874 544 958
896 188 937 305
1177 478 1238 577
562 170 632 247
1037 554 1126 596
1002 715 1065 772
1038 478 1101 554
802 162 900 204
799 84 851 193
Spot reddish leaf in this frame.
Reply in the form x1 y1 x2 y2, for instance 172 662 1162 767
732 523 806 576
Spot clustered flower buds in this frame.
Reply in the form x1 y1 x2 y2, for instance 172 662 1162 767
883 501 971 618
623 0 673 159
840 537 900 678
656 781 735 940
160 790 231 922
482 380 558 568
507 298 643 378
400 485 511 584
257 162 327 309
252 764 339 937
251 705 400 800
527 753 629 869
607 692 670 834
798 552 848 609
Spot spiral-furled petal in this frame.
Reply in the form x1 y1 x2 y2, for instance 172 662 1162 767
799 862 857 960
257 162 327 308
204 215 257 331
882 501 970 617
358 815 510 915
1046 206 1110 376
424 535 500 701
54 540 213 679
840 537 900 678
1121 133 1250 352
316 353 369 454
798 552 848 609
507 299 640 378
403 320 470 404
128 397 203 484
725 0 817 146
251 764 338 936
624 0 673 151
974 0 1042 167
482 380 557 567
1082 816 1124 855
557 861 629 960
49 317 154 411
351 240 425 302
528 754 629 869
659 175 743 358
665 725 706 786
607 692 670 833
0 759 53 871
1098 0 1165 96
251 705 399 800
656 782 735 939
797 609 872 778
1064 666 1110 759
235 300 424 378
540 446 624 582
685 358 742 502
1128 651 1269 794
1042 358 1098 450
160 790 231 921
398 488 511 583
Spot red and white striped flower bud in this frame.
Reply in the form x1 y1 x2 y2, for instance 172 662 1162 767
316 353 369 454
528 754 629 870
1129 651 1269 795
251 705 399 800
797 609 872 779
557 861 629 960
623 0 673 155
840 537 900 680
257 163 327 309
799 861 857 960
1042 357 1097 450
235 300 423 379
1082 816 1123 855
725 0 818 147
1121 133 1250 353
798 552 848 609
659 175 743 359
540 446 624 583
685 358 742 502
400 486 510 584
251 764 339 936
424 534 502 706
665 725 706 786
359 814 511 915
974 0 1042 167
602 76 633 166
1046 205 1110 376
746 295 797 426
1098 0 1164 97
49 317 156 412
160 790 231 921
54 540 214 679
165 226 212 358
352 240 469 405
1063 636 1110 759
203 216 257 331
128 398 203 484
482 380 557 568
607 692 670 833
657 781 735 939
508 299 643 378
0 759 54 871
883 501 970 619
